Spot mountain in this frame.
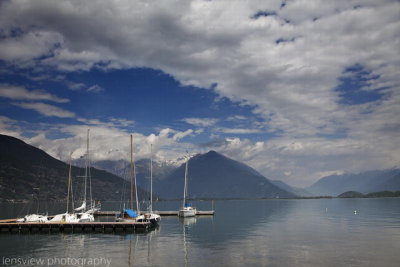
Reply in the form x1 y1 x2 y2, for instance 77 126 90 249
92 158 175 182
0 134 147 201
337 191 365 198
337 190 400 198
308 169 400 196
154 150 295 199
271 180 314 197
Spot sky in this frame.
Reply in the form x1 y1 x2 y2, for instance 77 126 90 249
0 0 399 187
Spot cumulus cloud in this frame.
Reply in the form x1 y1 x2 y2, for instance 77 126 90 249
0 0 399 185
0 30 62 62
0 114 198 165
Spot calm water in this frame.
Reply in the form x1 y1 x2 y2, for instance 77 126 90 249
1 198 400 267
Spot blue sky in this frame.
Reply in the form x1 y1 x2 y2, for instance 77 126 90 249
0 0 399 186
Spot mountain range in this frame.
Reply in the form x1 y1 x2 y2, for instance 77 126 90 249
90 150 297 199
0 134 146 201
0 134 295 200
153 150 295 199
271 180 314 197
1 134 398 201
307 169 400 196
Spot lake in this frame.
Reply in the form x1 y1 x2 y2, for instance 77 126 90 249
1 198 399 267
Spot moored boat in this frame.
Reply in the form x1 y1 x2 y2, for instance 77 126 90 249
178 156 196 217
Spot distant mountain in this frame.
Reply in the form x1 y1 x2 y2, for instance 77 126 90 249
92 158 175 183
154 151 295 199
308 169 400 196
0 134 147 201
337 191 365 198
271 180 314 197
337 190 400 198
364 191 400 198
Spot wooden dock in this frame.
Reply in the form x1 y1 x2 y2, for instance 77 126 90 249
94 210 215 216
0 221 154 233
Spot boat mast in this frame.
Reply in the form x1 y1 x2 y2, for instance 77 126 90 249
67 153 73 214
87 129 93 210
83 129 89 210
130 135 140 214
150 144 153 212
130 135 134 210
183 158 188 207
87 129 94 209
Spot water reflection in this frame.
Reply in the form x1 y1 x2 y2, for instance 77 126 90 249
1 199 400 267
179 217 197 267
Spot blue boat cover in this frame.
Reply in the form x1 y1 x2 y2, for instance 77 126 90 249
184 203 192 207
125 209 138 218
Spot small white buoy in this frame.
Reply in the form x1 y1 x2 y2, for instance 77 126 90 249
354 210 357 214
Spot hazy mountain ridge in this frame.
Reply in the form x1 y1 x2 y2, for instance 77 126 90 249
338 190 400 198
271 180 314 197
308 169 400 196
92 159 175 181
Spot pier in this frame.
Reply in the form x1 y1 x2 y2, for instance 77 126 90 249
94 210 215 216
0 221 154 233
0 210 214 234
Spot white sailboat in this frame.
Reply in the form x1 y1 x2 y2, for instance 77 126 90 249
48 150 94 223
116 135 141 222
136 144 161 224
16 213 49 223
16 173 49 223
75 129 101 215
178 156 196 217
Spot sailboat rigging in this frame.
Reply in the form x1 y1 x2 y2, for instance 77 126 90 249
116 135 140 221
178 154 196 217
48 152 94 223
75 129 101 214
136 144 161 224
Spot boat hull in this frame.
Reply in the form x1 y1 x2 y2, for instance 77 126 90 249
178 209 196 217
136 213 161 225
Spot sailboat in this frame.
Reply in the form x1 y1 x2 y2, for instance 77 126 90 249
16 168 49 222
136 144 161 224
178 155 196 217
75 129 101 215
16 193 49 223
16 213 49 223
116 135 141 222
48 153 94 223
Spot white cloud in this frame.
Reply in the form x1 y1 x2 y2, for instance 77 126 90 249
0 0 399 186
226 115 247 121
76 117 135 128
0 84 69 103
0 30 62 62
216 127 262 134
87 84 105 93
0 115 198 164
0 116 23 138
173 129 194 141
11 102 75 118
182 117 219 127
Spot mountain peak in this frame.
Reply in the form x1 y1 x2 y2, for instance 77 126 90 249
155 150 295 199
